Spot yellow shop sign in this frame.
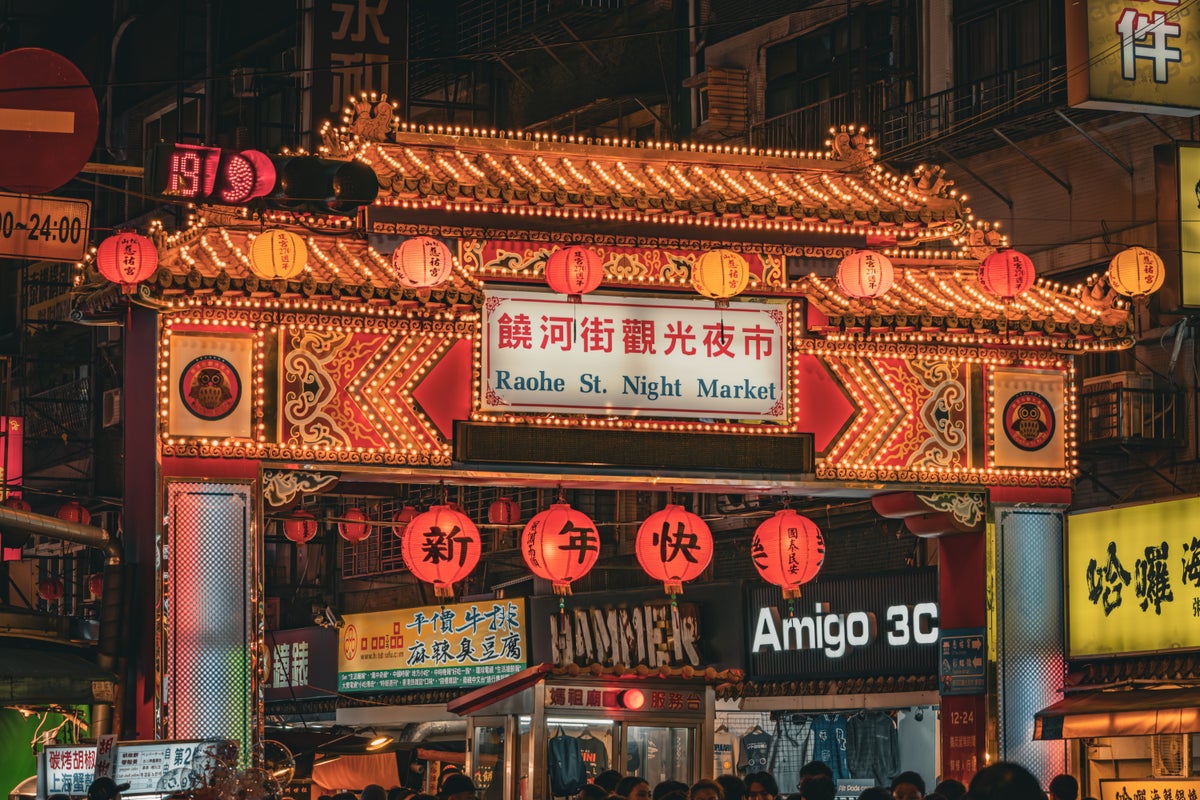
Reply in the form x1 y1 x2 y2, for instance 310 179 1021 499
338 598 526 692
1067 496 1200 657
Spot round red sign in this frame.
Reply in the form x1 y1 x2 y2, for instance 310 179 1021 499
0 48 100 195
1003 390 1055 451
179 355 242 421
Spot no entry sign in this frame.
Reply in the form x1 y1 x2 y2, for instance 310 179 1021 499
0 48 99 195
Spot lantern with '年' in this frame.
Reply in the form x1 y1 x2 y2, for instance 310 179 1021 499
1107 246 1165 300
96 232 158 293
521 504 601 598
283 509 318 544
402 505 481 599
249 229 308 280
691 249 749 307
545 245 603 302
837 250 894 300
978 249 1036 299
338 507 371 544
393 236 453 289
635 504 713 597
751 509 825 600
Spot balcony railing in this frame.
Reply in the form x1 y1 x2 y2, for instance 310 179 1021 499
1079 387 1185 452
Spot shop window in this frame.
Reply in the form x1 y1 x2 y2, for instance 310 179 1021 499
627 724 692 786
953 0 1064 87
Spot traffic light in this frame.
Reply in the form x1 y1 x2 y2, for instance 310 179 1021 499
145 143 378 216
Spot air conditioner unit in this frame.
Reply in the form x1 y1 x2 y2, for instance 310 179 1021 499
1152 733 1190 778
102 388 122 428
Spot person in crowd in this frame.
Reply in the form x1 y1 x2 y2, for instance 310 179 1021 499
660 792 688 800
746 772 780 800
799 763 834 788
716 775 747 800
934 780 966 800
616 777 653 800
690 779 726 800
964 763 1044 800
362 785 387 800
859 789 892 800
595 771 624 795
925 791 948 800
580 785 612 800
411 795 437 800
438 773 477 800
387 787 415 800
891 772 926 800
657 782 689 800
1049 776 1078 800
332 792 357 800
799 776 836 800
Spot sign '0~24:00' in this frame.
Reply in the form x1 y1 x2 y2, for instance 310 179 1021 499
481 289 788 421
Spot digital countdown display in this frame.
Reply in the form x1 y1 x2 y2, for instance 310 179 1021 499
149 143 276 203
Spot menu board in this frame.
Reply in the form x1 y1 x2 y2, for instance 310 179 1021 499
41 740 231 797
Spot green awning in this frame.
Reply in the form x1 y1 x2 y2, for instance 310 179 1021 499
0 647 115 705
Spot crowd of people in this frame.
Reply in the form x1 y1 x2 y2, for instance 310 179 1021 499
338 759 1083 800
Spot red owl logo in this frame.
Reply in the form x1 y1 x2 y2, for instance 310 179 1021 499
180 355 241 420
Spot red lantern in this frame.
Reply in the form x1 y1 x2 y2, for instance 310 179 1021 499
338 507 371 544
1107 246 1165 299
3 496 30 512
751 509 825 599
391 505 419 537
545 246 603 302
635 504 713 595
393 236 453 289
56 501 91 526
521 504 601 596
836 250 894 300
38 577 64 602
401 505 481 599
488 496 521 526
87 573 104 598
283 509 318 544
96 232 158 293
978 249 1036 299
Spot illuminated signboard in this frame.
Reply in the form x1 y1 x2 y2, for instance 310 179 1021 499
40 741 230 798
1067 495 1200 657
481 288 788 421
1066 1 1200 115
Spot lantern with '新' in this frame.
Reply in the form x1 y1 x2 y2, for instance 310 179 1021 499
283 509 318 544
545 245 603 302
837 250 894 300
521 503 601 596
751 509 825 599
635 504 713 596
338 507 371 544
978 249 1036 299
691 249 750 307
96 232 158 293
249 229 308 280
402 504 481 599
1107 246 1165 300
393 236 453 289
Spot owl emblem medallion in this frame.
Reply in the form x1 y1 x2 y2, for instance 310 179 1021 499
1002 390 1055 451
180 355 242 421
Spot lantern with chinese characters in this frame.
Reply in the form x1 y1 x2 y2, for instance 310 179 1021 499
87 573 104 598
249 229 308 280
392 505 419 537
978 249 1036 299
521 504 601 598
545 245 603 302
393 236 453 289
751 509 825 600
38 577 64 602
692 249 749 307
488 496 521 526
836 250 894 300
337 507 371 544
96 232 158 293
1107 246 1165 300
401 505 481 599
635 504 714 596
282 509 318 544
56 501 91 526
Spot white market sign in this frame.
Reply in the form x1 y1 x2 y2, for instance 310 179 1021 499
481 288 788 421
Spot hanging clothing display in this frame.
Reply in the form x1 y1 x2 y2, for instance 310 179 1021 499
576 732 609 779
737 726 773 774
809 714 849 780
713 728 738 776
770 715 813 795
847 711 900 786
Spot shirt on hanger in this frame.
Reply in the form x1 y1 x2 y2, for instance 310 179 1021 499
577 734 609 779
737 729 773 774
809 715 849 780
770 715 813 795
713 729 738 776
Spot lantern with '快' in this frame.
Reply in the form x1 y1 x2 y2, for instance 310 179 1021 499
402 505 481 599
521 504 601 598
338 507 371 544
249 229 308 280
96 232 158 293
691 249 749 307
751 509 825 599
978 249 1036 299
635 504 713 596
393 236 453 289
283 509 319 544
545 245 603 302
836 250 894 300
1107 246 1165 300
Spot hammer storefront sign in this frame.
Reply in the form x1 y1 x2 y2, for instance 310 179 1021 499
549 601 703 668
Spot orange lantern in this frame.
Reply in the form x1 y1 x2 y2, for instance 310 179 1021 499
401 505 481 599
691 249 749 307
1107 246 1165 299
545 245 603 302
836 250 894 300
56 501 91 526
393 236 453 289
488 496 521 526
282 509 318 544
751 509 825 599
38 577 64 602
96 232 158 293
249 229 308 280
87 573 104 598
635 504 713 596
521 503 601 597
338 507 371 544
978 249 1036 299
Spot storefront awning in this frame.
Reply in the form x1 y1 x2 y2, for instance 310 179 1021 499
446 664 552 716
1033 688 1200 739
0 646 116 705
